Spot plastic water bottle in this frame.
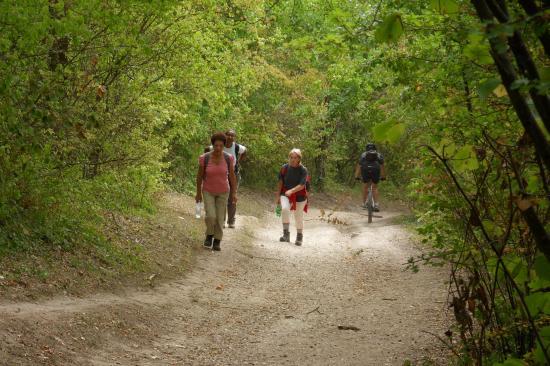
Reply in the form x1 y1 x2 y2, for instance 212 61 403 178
195 202 202 219
275 205 281 217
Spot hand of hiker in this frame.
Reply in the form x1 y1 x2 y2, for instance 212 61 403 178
230 194 238 204
284 189 293 197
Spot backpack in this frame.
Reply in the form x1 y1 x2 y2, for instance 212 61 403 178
360 150 380 170
279 164 311 196
203 152 232 180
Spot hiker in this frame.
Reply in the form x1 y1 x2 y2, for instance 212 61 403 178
354 142 386 211
196 132 238 251
223 129 247 228
276 148 309 246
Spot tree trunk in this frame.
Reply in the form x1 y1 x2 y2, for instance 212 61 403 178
471 0 550 265
517 0 550 57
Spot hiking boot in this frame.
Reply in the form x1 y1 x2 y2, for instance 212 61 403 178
227 222 235 228
373 203 380 212
295 233 303 246
212 239 221 251
203 235 213 248
279 230 290 242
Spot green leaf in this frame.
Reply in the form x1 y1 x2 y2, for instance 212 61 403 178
502 359 527 366
511 78 530 90
535 255 550 281
464 35 493 65
525 293 550 315
533 327 550 365
373 121 393 141
478 78 501 99
454 145 471 159
453 145 479 171
482 220 503 237
540 326 550 338
373 121 405 144
438 138 456 157
385 123 406 144
375 13 404 43
503 359 527 366
430 0 459 15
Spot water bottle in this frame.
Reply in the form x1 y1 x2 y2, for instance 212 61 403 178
195 202 202 219
275 204 281 217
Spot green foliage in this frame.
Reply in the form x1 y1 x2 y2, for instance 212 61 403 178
430 0 459 15
1 2 549 364
375 14 405 43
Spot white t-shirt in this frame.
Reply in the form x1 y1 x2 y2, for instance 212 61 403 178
223 142 246 161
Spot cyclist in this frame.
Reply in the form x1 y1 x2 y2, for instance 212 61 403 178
354 143 386 212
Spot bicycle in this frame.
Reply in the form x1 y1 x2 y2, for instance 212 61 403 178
364 181 375 223
356 176 385 223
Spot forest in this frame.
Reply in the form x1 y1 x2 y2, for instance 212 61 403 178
1 0 549 364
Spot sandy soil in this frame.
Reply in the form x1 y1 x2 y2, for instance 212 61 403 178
0 202 451 366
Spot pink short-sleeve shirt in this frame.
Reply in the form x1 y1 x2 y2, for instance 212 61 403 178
199 153 235 194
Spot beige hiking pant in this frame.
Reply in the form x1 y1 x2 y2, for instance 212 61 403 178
203 191 229 240
280 196 306 230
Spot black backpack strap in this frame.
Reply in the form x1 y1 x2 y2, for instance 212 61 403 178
235 143 240 155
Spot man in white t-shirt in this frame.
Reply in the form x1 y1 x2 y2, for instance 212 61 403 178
224 129 246 228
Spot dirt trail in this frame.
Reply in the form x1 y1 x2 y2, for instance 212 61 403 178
0 206 450 366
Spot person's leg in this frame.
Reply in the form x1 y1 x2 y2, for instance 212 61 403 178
372 183 379 203
279 195 291 242
294 201 306 246
226 199 236 227
214 193 228 241
372 167 381 210
213 192 229 250
202 192 216 247
226 175 240 227
362 182 369 205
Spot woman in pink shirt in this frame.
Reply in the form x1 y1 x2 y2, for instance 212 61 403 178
195 132 237 251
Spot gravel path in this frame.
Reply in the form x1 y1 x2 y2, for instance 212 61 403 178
0 206 450 366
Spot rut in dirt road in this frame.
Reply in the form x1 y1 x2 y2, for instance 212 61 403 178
0 207 450 366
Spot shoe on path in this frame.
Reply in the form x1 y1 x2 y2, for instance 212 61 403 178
295 233 303 246
203 235 213 248
279 230 290 242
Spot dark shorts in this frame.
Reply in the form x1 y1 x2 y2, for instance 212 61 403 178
361 167 380 184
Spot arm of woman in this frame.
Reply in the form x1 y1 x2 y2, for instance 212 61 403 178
275 180 283 204
196 164 204 202
229 160 238 203
285 184 305 197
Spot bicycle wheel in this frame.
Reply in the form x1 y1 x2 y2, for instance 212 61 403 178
367 186 373 223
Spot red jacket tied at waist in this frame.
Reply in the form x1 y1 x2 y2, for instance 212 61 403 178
286 189 308 213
